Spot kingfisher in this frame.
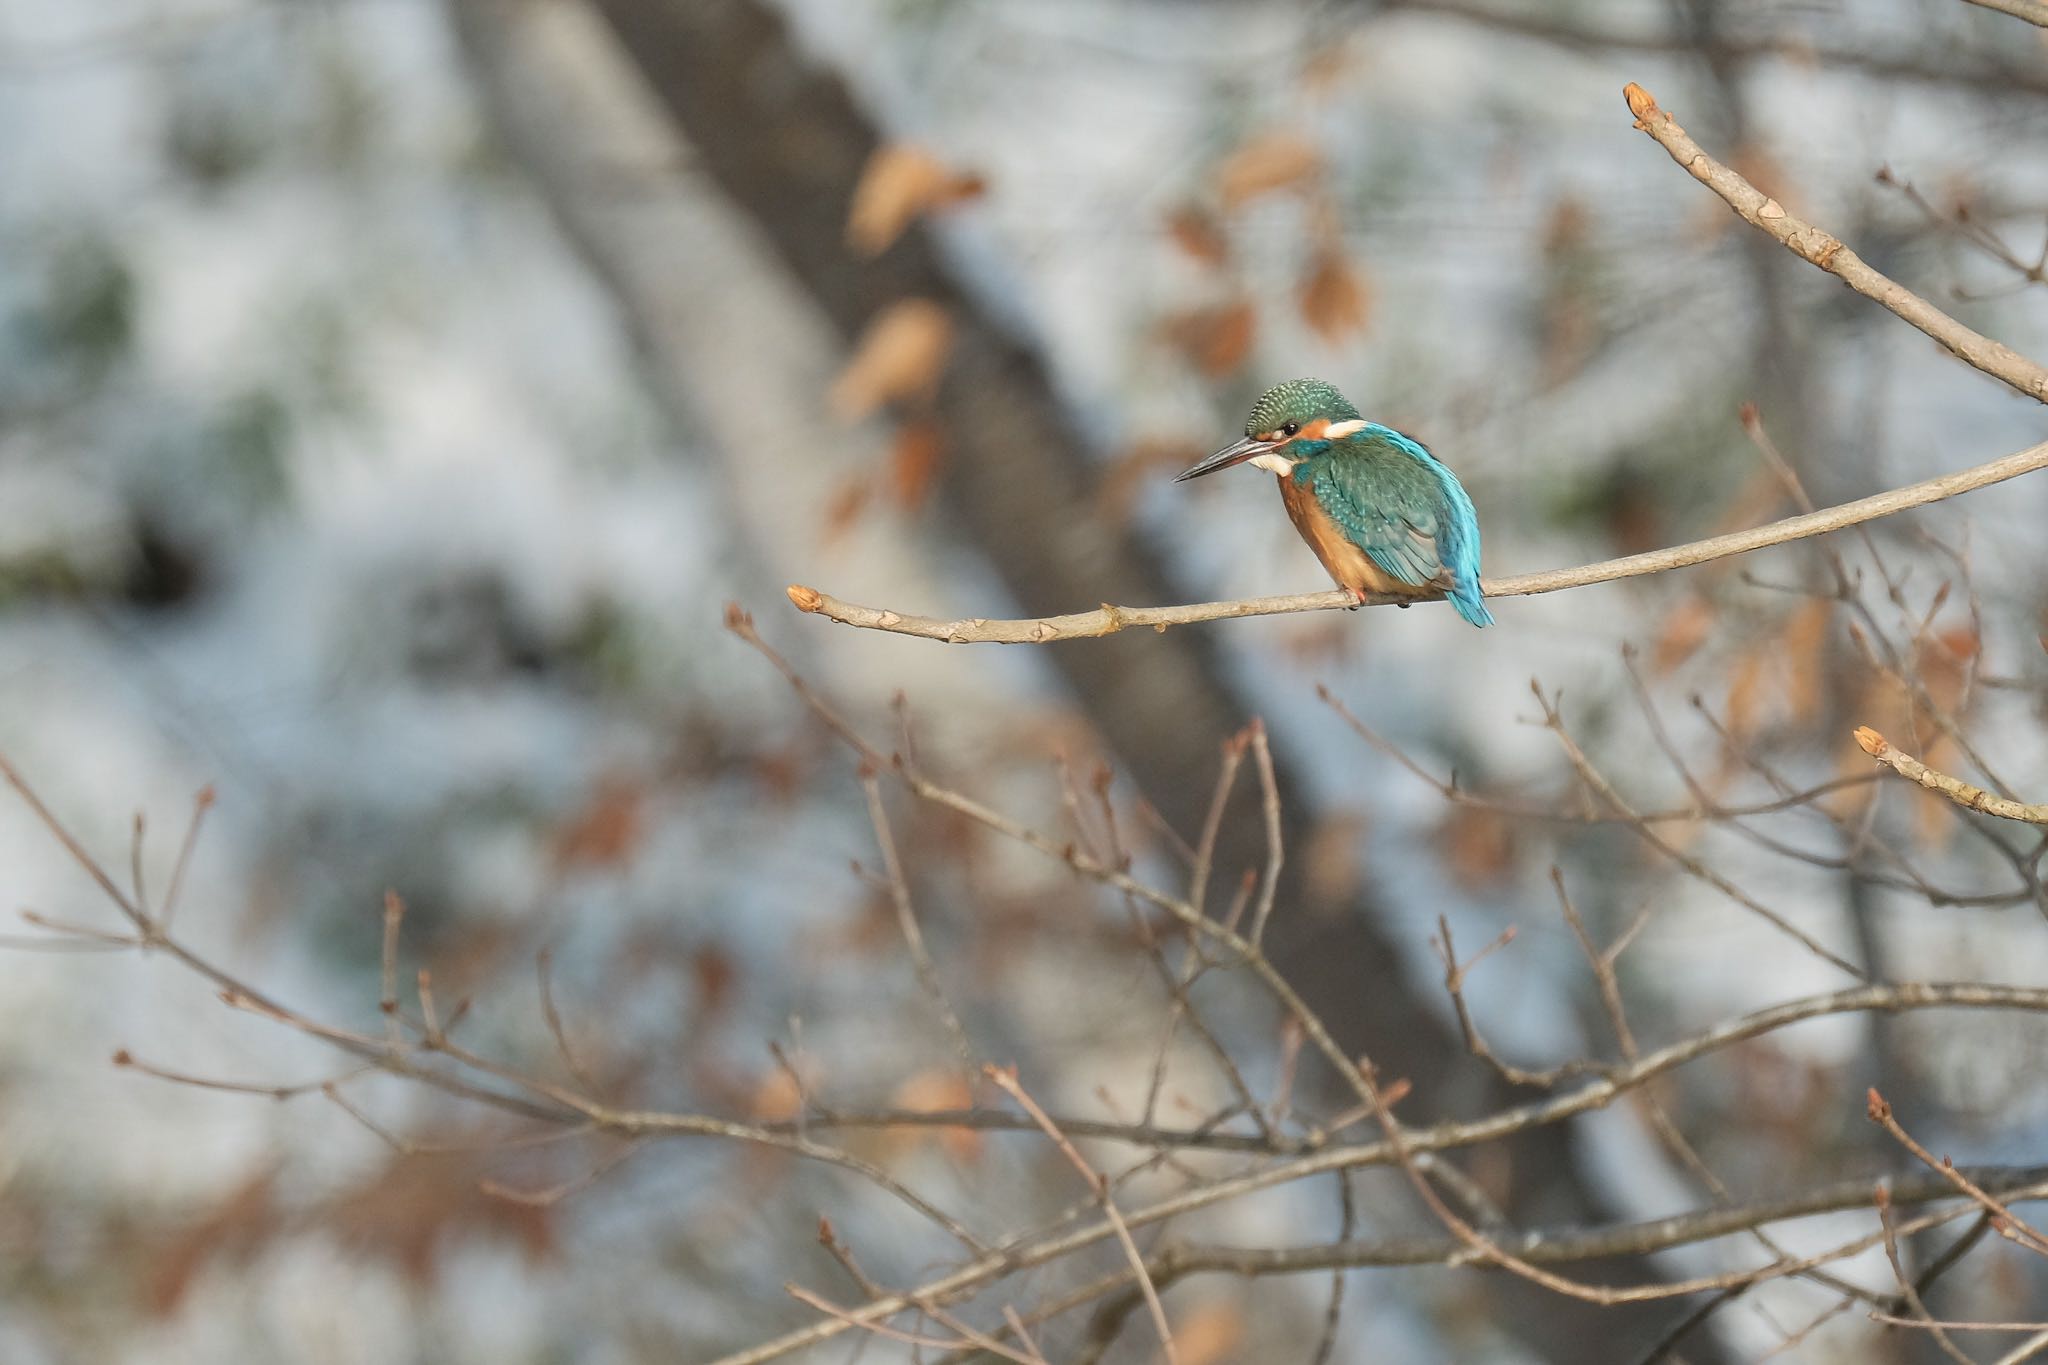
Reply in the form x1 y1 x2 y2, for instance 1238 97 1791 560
1174 378 1493 627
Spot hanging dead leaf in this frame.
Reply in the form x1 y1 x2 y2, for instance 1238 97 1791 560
1215 132 1321 209
1097 439 1202 525
1652 594 1717 674
550 774 646 871
820 476 871 544
1299 42 1354 96
326 1144 555 1279
691 944 738 1025
148 1170 280 1313
1918 625 1978 721
829 299 953 420
1160 298 1256 377
1166 204 1231 268
1542 196 1591 257
1604 471 1664 557
1437 806 1517 891
1175 1297 1247 1365
749 1066 805 1123
846 143 986 256
1824 739 1880 820
1723 645 1768 743
888 417 946 511
888 1068 982 1163
1297 247 1371 342
1301 809 1370 910
1780 598 1834 724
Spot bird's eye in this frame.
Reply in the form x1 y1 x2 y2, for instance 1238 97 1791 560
1281 421 1300 437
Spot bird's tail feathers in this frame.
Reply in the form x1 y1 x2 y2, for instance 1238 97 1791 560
1451 583 1494 628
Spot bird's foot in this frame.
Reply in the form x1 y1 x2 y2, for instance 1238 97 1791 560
1346 586 1369 611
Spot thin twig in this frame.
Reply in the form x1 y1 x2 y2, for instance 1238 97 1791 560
984 1063 1178 1365
862 771 977 1071
1856 726 2048 825
1869 1088 2048 1256
1245 720 1284 945
536 947 600 1095
1875 1182 1976 1365
157 784 212 935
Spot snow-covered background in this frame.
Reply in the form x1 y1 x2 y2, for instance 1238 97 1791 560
1 0 2045 1360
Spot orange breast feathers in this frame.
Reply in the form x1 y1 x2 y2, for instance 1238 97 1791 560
1275 472 1419 600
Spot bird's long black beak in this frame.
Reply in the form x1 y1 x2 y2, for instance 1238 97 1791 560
1173 435 1281 483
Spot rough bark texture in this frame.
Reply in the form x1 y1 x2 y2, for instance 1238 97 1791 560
556 0 1731 1357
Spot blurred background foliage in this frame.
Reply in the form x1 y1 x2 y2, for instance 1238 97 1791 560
0 0 2046 1362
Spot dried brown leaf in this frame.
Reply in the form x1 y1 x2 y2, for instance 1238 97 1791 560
888 418 946 512
1298 247 1371 342
1160 298 1256 377
1723 646 1768 743
846 143 986 256
1780 599 1834 724
1298 44 1353 96
1437 806 1516 891
1175 1298 1247 1365
1301 809 1370 911
829 299 953 420
551 774 645 871
692 944 738 1024
820 476 871 544
1166 204 1231 267
1097 439 1204 525
889 1069 982 1163
749 1067 805 1123
324 1143 555 1283
1215 132 1321 210
148 1171 279 1314
1918 625 1978 721
1652 595 1717 674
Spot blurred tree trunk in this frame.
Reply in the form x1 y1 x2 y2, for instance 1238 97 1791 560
451 0 1732 1357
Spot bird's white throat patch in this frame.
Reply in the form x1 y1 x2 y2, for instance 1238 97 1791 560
1249 452 1299 475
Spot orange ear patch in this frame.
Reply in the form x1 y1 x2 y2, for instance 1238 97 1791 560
1292 418 1331 443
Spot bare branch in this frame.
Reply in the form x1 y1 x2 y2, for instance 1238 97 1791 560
1623 81 2048 404
1961 0 2048 27
1856 726 2048 826
784 437 2048 642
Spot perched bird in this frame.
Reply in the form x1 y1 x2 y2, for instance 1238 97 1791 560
1174 378 1493 627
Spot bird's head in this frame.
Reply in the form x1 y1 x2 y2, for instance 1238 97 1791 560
1173 378 1364 482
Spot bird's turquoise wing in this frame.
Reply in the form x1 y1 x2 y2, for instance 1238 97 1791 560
1305 425 1494 626
1308 441 1452 588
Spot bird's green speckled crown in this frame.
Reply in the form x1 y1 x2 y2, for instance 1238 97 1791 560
1245 378 1359 436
